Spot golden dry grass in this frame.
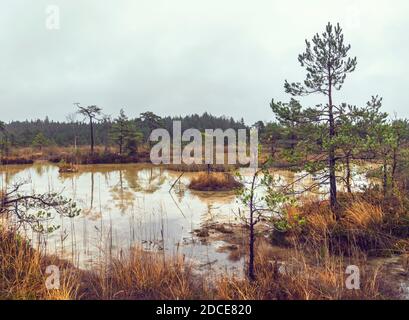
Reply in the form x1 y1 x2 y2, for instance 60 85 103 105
189 172 242 191
214 240 389 300
5 145 152 165
78 247 201 300
0 228 80 300
166 163 237 172
0 226 398 300
343 202 384 229
0 189 405 300
278 194 409 256
58 162 78 173
0 227 202 300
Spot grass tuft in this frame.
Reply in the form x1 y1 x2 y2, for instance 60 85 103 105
189 172 242 191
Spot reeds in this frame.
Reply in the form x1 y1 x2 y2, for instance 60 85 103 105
1 184 407 300
189 172 242 191
166 163 238 172
0 228 80 300
213 239 390 300
277 193 409 256
58 161 78 173
0 225 399 300
79 247 201 300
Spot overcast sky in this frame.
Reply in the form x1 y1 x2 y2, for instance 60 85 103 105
1 0 408 124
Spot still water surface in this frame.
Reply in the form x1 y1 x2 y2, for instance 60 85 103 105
0 162 375 275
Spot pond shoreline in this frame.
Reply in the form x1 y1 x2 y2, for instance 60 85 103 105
1 161 406 299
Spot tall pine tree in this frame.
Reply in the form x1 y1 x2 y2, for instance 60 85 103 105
280 22 357 212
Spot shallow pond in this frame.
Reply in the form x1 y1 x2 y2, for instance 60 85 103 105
0 162 378 276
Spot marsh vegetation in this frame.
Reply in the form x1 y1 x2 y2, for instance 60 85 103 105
2 22 409 300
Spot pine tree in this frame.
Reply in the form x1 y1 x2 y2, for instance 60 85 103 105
110 109 132 155
0 121 9 159
32 132 49 151
281 22 357 212
76 103 102 154
125 124 144 156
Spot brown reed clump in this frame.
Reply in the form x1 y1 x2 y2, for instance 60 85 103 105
213 239 393 300
0 228 80 300
78 247 202 300
189 172 242 191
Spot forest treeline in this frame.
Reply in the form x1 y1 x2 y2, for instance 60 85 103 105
2 107 409 167
0 112 247 148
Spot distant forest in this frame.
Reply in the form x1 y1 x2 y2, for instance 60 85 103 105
3 112 248 147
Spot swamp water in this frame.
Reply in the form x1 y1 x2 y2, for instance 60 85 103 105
0 162 379 277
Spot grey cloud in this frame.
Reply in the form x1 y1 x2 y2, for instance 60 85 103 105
0 0 408 123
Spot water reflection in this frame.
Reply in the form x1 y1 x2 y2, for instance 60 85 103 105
0 162 378 274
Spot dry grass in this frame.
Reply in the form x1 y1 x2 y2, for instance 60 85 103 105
0 225 400 300
0 228 80 300
0 186 406 300
189 172 242 191
0 156 33 165
343 202 384 229
58 161 78 173
0 226 201 300
5 145 152 165
277 194 409 256
76 237 395 300
167 163 237 172
214 240 391 300
78 247 202 300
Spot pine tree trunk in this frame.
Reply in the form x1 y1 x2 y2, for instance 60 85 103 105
90 172 95 209
383 158 388 197
248 175 256 282
346 152 352 193
271 142 275 158
392 148 398 189
249 213 255 281
90 117 95 154
328 76 338 213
